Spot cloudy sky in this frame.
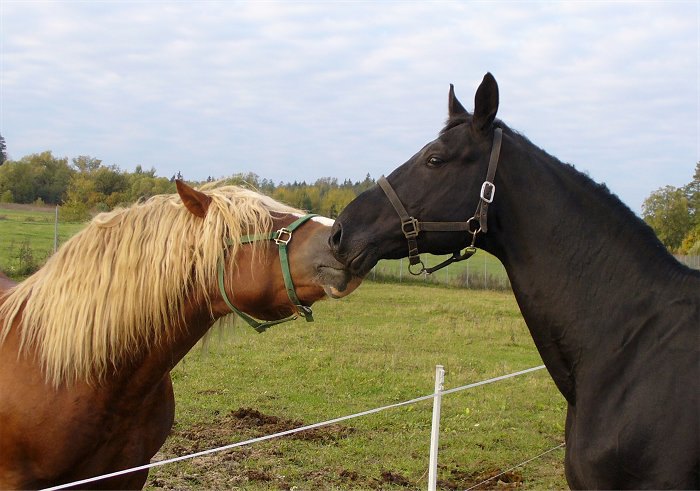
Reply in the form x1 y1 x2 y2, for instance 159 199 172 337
1 1 697 213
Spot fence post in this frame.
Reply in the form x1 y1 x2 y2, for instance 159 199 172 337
428 365 445 491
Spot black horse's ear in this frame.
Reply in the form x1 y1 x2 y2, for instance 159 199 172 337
176 179 211 218
448 84 467 118
473 72 499 133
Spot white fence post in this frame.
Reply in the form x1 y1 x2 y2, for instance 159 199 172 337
428 365 445 491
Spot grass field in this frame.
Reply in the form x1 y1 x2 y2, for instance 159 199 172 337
0 204 85 278
145 283 567 490
1 204 568 489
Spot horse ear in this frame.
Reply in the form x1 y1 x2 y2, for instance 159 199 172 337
473 72 499 133
176 180 211 218
448 84 467 118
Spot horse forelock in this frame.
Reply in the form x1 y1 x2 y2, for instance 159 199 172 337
0 185 301 387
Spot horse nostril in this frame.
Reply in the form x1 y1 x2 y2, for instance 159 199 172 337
330 221 343 250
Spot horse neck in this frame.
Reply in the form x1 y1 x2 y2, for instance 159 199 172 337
483 134 696 400
109 293 219 392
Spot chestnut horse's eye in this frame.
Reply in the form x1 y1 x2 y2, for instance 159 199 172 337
427 156 445 168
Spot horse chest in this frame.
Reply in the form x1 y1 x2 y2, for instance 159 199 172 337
0 361 175 489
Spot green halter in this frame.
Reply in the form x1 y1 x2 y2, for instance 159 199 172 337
217 214 318 333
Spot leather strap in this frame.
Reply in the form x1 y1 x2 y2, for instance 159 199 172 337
474 127 502 233
218 214 317 333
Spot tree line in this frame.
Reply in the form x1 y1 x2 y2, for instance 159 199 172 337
0 143 697 255
0 150 374 221
642 162 699 255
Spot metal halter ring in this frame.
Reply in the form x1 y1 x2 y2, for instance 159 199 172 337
466 216 481 236
408 260 426 276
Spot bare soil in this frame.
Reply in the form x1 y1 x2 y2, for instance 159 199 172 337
147 407 523 490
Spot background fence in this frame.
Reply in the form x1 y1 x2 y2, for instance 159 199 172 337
371 253 512 290
1 203 698 284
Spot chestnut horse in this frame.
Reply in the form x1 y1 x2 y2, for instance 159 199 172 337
331 74 699 488
0 181 359 489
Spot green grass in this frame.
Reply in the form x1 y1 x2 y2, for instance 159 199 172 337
1 206 567 488
0 204 86 278
146 283 567 490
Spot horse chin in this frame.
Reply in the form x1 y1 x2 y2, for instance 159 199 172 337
316 266 363 299
322 276 362 299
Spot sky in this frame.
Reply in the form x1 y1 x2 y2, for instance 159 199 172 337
1 1 698 213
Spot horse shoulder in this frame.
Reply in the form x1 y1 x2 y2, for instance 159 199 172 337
0 341 175 489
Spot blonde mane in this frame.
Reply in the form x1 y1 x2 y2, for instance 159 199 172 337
0 184 301 387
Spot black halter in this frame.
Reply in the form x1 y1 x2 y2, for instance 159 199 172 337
377 127 503 275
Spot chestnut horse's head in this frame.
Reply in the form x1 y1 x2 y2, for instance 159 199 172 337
176 180 361 328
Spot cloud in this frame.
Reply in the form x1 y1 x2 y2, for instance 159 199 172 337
1 0 697 211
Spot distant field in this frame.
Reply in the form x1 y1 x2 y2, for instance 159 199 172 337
145 283 567 490
372 251 510 290
0 204 512 290
0 204 86 278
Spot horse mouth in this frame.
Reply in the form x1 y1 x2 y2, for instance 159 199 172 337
345 249 378 278
316 265 362 299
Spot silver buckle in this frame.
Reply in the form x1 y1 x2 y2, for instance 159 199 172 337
274 228 292 245
401 217 420 238
480 181 495 203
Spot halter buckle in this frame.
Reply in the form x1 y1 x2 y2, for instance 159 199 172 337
274 228 293 245
480 181 496 203
401 217 420 238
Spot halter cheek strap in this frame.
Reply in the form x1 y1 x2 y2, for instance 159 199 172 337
217 214 317 333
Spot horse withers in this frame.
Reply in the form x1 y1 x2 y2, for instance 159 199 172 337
0 181 361 490
330 74 699 489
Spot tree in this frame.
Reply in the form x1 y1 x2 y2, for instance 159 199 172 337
0 134 6 165
643 185 693 251
0 151 73 204
72 155 102 173
685 162 699 226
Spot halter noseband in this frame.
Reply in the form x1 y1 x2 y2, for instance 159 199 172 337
378 127 503 276
217 214 317 333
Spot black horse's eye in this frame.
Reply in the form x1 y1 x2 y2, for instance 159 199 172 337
426 156 445 168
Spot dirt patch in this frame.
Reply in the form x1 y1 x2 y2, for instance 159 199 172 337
381 470 413 487
147 407 358 490
228 407 355 443
439 467 524 490
147 407 524 490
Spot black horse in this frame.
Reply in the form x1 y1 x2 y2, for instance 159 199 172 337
331 73 699 489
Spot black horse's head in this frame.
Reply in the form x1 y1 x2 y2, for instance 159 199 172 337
331 73 502 276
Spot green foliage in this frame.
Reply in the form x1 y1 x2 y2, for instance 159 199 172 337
0 151 74 204
643 163 699 252
0 133 6 165
0 150 374 223
60 198 91 223
680 224 700 255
